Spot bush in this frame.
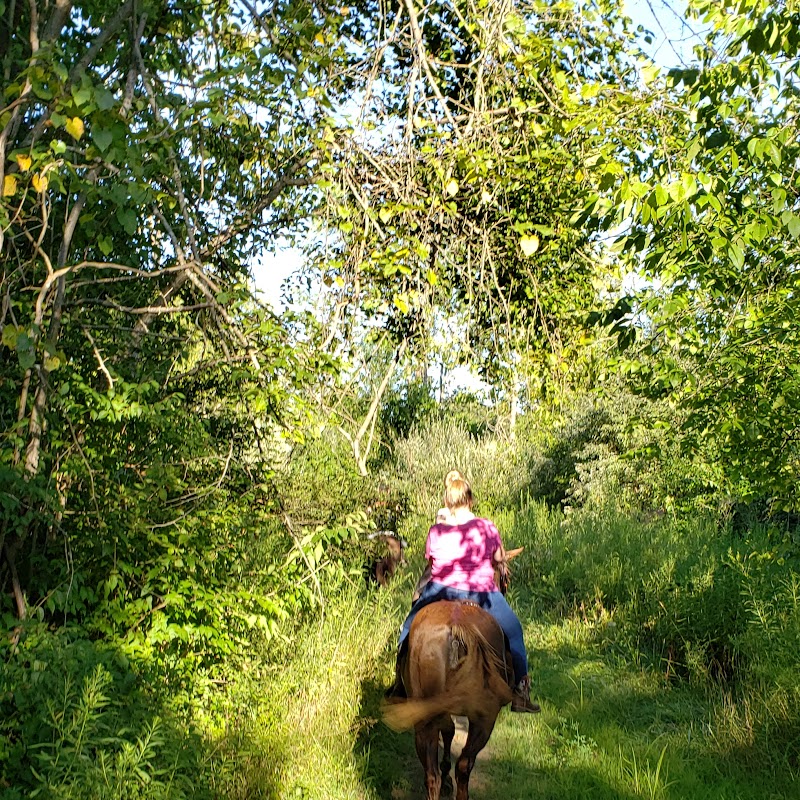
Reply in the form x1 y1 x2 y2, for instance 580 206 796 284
277 429 371 525
519 390 727 517
506 499 800 693
0 627 206 799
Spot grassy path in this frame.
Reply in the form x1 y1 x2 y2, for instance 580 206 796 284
358 612 798 800
258 565 796 800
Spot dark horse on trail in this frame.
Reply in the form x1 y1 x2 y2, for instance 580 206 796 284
382 549 526 800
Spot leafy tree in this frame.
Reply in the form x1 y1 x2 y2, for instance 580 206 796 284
590 0 800 508
0 0 349 624
306 0 653 438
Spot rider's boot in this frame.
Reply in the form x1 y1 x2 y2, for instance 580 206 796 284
510 675 541 713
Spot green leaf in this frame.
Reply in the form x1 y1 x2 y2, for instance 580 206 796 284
17 341 36 370
116 208 137 235
95 87 115 111
71 85 93 109
727 243 744 269
93 128 114 152
2 325 19 349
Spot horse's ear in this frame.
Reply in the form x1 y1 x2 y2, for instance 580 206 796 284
505 547 524 561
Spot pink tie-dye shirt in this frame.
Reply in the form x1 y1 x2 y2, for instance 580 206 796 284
425 517 502 592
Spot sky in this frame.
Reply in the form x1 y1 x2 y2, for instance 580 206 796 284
625 0 706 67
250 1 707 312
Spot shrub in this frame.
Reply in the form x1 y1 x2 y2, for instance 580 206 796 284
0 627 206 799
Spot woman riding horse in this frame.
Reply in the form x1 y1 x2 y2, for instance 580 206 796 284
387 474 539 713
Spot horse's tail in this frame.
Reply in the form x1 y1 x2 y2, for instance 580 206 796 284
450 622 515 705
382 691 471 731
381 623 513 732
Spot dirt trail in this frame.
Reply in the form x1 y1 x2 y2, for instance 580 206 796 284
390 715 498 799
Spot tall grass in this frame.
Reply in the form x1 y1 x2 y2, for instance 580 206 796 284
208 576 406 800
389 418 533 521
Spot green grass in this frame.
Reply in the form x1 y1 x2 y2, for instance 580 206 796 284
5 500 798 799
358 606 799 799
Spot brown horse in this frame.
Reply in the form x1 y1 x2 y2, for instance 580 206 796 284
382 546 527 800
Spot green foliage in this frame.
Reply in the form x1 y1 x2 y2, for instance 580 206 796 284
0 628 206 799
310 0 643 397
378 381 437 447
507 497 800 698
0 0 350 628
579 0 800 508
277 430 373 525
519 390 727 515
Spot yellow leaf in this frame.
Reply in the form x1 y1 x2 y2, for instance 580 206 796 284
520 234 540 257
393 295 410 314
66 116 85 140
641 64 660 86
574 169 584 183
379 207 392 224
2 174 17 196
445 179 459 197
16 154 32 172
32 173 48 193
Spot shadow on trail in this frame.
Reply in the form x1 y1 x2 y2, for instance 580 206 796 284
355 675 424 800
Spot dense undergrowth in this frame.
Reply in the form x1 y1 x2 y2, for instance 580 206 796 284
3 398 800 797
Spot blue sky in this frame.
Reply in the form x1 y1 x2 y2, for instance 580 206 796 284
624 0 706 67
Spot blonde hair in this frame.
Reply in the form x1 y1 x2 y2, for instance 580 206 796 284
444 470 465 487
444 477 473 511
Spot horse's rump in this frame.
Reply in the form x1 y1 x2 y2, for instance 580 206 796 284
382 601 513 731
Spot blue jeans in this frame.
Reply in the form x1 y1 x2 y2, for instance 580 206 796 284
399 581 529 682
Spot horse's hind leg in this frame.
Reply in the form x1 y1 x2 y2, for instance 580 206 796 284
454 713 498 800
439 715 455 796
416 721 442 800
